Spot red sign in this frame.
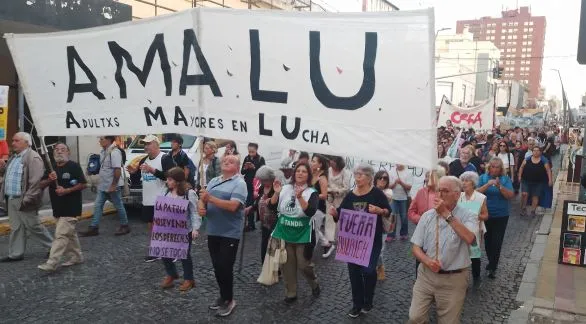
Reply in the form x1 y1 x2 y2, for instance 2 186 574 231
450 111 483 128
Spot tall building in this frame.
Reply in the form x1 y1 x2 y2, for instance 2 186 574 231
456 6 546 106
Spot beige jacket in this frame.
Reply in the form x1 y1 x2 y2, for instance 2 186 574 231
0 148 45 211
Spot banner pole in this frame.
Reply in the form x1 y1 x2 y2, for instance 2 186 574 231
39 136 57 186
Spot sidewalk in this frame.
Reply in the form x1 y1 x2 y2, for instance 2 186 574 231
509 171 586 323
0 190 116 235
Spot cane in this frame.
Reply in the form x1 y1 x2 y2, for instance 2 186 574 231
237 221 246 273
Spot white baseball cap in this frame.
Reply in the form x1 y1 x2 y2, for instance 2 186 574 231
141 134 160 144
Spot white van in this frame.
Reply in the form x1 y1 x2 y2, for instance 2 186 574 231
122 134 283 207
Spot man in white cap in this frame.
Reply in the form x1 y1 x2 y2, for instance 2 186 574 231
127 135 169 262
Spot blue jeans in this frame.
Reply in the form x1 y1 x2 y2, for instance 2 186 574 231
162 232 194 280
348 243 382 309
91 188 128 227
390 199 408 237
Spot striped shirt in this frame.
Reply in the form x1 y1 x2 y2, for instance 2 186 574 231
4 149 28 197
205 174 248 239
411 204 478 270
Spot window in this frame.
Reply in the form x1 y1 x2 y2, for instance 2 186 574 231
509 22 514 26
523 35 529 39
522 41 527 45
522 48 527 52
514 22 519 26
513 35 517 39
526 47 532 52
508 28 514 33
508 35 513 39
501 35 506 40
524 28 529 32
502 22 507 27
530 21 534 26
511 48 516 52
524 22 529 26
527 41 532 45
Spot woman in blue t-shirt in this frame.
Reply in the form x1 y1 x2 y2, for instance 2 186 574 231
476 157 515 279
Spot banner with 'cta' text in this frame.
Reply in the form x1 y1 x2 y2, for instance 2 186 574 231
6 8 437 169
437 96 494 131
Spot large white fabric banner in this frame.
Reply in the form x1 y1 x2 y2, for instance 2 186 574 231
437 96 494 131
6 8 437 169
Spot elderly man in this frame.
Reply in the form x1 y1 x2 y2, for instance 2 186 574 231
0 132 52 262
127 135 169 262
199 154 248 318
80 136 129 236
408 176 478 324
38 142 87 271
448 146 477 178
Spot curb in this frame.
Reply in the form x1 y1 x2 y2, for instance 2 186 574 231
0 202 116 236
507 172 570 324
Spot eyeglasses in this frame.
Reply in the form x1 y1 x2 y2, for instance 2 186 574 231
499 144 507 147
438 188 456 194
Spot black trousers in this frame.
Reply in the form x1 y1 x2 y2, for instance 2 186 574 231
261 226 272 263
471 258 481 278
484 216 509 271
208 235 240 302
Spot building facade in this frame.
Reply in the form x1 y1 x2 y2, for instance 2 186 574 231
435 31 500 107
362 0 399 12
456 6 546 106
117 0 326 19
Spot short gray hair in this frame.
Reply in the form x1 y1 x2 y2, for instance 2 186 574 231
459 171 479 187
442 175 463 192
14 132 32 146
255 165 276 182
354 163 375 180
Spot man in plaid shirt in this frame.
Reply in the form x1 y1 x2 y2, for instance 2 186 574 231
0 132 52 262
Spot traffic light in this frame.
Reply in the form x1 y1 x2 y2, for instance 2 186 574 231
493 66 504 79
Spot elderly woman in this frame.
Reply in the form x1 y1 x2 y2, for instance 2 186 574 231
330 163 391 318
199 141 221 188
408 166 445 278
476 157 515 279
252 166 279 262
459 171 489 286
269 161 320 304
374 170 393 280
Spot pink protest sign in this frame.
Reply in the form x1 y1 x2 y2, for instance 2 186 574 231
335 208 377 267
149 196 190 259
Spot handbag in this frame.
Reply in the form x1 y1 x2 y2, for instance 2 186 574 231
382 214 394 233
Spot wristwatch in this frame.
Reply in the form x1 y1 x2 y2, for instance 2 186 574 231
445 213 454 224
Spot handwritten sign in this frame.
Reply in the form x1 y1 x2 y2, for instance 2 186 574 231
437 96 494 131
149 196 190 259
335 208 377 267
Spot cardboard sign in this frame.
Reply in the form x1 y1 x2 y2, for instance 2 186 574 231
335 208 377 267
559 201 586 267
5 8 437 169
149 196 190 259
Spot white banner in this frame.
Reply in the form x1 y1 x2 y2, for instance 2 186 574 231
6 8 437 169
437 96 494 131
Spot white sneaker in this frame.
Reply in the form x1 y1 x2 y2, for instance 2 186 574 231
322 244 335 258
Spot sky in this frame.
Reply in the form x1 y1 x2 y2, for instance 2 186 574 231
324 0 586 106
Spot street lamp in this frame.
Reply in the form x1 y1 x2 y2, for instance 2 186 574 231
551 68 568 135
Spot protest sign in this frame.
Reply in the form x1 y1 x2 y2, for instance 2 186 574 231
335 208 377 267
149 196 190 259
0 86 8 140
6 8 437 169
437 96 494 131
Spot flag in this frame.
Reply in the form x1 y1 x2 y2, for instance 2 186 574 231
447 128 464 158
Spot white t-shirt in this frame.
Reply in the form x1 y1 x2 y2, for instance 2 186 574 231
391 168 413 201
498 152 515 169
141 152 166 206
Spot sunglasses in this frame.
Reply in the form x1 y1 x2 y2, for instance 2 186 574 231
377 176 389 180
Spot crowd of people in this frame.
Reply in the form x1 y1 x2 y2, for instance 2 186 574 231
0 123 559 321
